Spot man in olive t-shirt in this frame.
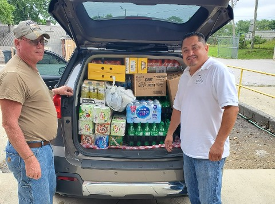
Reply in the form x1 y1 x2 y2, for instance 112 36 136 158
0 20 73 204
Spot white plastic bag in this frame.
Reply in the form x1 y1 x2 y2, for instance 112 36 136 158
105 80 136 112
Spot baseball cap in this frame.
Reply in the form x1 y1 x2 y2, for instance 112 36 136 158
13 20 50 40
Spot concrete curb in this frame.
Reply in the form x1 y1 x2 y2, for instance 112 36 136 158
239 102 275 133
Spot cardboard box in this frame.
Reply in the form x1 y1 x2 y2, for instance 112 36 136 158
88 63 125 74
167 72 182 106
137 58 148 73
78 120 94 135
80 98 105 106
109 135 123 146
88 63 126 82
133 73 167 96
125 58 137 74
111 115 126 136
80 135 95 146
95 123 111 135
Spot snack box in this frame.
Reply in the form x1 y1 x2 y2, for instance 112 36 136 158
109 135 123 146
78 120 94 135
95 123 111 135
110 115 126 136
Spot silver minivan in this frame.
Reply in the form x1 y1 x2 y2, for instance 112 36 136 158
49 0 233 198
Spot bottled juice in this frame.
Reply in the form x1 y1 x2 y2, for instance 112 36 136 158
81 83 90 98
89 85 97 99
97 85 105 100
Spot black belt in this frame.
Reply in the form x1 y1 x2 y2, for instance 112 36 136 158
27 141 50 148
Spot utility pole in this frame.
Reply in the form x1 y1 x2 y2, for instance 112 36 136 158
231 0 236 36
251 0 258 49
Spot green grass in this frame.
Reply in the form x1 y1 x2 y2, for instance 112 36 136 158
208 39 275 59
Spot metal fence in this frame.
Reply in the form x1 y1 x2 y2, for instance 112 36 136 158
228 65 275 133
217 36 239 59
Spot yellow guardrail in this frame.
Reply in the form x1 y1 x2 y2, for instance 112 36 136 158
227 65 275 99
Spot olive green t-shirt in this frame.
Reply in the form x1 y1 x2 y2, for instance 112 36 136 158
0 54 57 141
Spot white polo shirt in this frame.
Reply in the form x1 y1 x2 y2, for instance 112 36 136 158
173 57 238 159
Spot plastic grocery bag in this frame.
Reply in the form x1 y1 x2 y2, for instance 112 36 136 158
105 81 136 112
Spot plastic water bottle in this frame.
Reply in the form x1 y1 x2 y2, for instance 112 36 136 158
152 99 161 123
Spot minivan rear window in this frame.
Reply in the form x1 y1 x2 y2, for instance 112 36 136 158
83 2 199 24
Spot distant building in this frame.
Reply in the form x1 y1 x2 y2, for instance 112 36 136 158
246 30 275 40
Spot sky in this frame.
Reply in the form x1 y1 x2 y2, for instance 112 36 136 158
233 0 275 22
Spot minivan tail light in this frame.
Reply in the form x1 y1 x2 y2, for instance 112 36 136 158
53 94 61 119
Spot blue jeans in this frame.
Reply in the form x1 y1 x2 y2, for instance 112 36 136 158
5 142 56 204
183 153 226 204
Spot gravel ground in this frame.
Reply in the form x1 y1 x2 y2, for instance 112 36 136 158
225 115 275 169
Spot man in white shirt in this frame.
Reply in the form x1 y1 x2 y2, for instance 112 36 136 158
165 32 239 204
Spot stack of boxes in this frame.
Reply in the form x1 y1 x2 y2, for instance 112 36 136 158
79 104 111 149
109 115 126 147
79 57 182 149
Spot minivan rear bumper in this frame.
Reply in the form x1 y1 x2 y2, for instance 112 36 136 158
82 181 187 198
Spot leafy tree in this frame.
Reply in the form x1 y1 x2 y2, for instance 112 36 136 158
91 14 113 20
0 0 15 25
269 20 275 30
236 20 250 35
167 16 183 23
7 0 54 25
212 23 233 36
257 19 271 30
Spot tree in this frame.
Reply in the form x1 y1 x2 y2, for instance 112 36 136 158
236 20 250 35
0 0 15 25
230 0 239 36
269 20 275 30
167 16 183 23
257 19 272 30
7 0 54 25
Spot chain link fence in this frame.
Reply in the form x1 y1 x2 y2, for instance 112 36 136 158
216 36 239 59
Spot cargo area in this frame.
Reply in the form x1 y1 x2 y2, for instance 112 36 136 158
73 54 185 157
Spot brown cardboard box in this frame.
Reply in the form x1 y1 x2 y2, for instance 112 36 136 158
133 73 167 96
167 72 183 106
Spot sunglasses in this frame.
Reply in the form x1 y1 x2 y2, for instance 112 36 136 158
20 37 48 46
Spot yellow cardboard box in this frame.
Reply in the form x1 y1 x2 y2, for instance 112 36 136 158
125 58 137 74
137 58 148 73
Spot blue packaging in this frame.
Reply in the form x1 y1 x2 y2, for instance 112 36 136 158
126 99 161 123
94 135 109 149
